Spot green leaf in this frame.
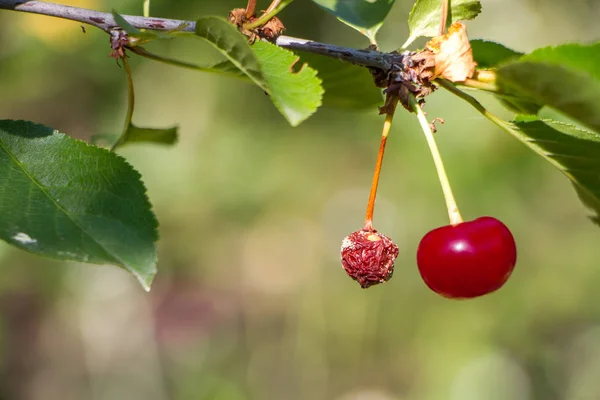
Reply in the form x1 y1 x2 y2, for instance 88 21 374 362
0 120 158 290
470 41 536 115
519 43 600 79
122 124 178 145
194 17 323 126
404 0 482 48
311 0 396 44
497 96 542 116
252 41 323 125
129 47 248 81
504 117 600 224
209 60 249 78
113 10 189 45
112 10 142 35
497 44 600 134
470 39 522 69
298 52 382 109
103 125 178 148
194 16 265 89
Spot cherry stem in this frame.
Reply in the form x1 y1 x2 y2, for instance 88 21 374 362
364 105 397 232
410 96 463 226
245 0 257 18
438 0 449 36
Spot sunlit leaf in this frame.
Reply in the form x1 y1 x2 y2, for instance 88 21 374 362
299 53 382 109
504 117 600 225
311 0 396 44
470 39 522 69
404 0 481 48
194 16 265 88
518 43 600 79
252 41 323 126
497 44 600 134
0 120 158 290
195 17 323 126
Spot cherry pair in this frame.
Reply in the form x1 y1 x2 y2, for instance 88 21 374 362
340 98 518 299
340 216 517 298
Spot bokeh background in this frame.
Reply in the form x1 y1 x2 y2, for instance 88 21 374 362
2 0 600 399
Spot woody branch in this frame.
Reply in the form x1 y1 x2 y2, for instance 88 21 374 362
0 0 405 71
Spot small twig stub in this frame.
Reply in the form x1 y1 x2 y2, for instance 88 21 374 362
229 7 285 43
109 28 129 59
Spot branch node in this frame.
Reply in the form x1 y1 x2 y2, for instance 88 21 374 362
109 28 129 59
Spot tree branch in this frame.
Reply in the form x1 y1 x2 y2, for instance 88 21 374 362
274 36 399 70
0 0 402 70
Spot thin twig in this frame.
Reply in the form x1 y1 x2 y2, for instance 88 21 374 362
245 0 290 30
0 0 403 70
438 0 448 36
245 0 256 18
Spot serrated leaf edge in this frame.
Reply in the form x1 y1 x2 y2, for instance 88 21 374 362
253 42 324 126
0 120 158 291
194 16 267 91
510 118 600 221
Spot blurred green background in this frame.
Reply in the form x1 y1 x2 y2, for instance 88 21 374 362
2 1 600 399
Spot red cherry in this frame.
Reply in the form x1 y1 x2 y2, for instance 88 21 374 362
417 216 517 299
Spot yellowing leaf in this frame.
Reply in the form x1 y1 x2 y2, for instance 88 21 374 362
426 22 476 82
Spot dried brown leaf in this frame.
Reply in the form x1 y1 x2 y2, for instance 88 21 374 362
426 22 476 82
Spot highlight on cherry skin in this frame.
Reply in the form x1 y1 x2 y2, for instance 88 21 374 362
416 216 517 299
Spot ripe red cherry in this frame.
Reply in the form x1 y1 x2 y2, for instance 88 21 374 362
417 216 517 299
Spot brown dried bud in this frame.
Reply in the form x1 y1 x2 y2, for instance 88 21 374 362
256 17 285 42
109 28 128 59
228 8 247 27
340 230 399 288
228 8 285 44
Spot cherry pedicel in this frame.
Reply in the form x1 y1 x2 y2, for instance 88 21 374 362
411 97 518 299
417 217 517 299
340 106 399 288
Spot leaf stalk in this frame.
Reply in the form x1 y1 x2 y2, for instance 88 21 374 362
111 56 135 151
